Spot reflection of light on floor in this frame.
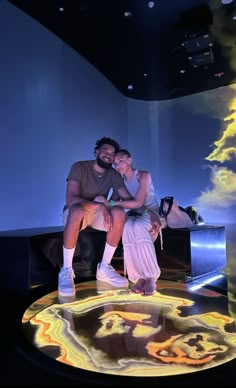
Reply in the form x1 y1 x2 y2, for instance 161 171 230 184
188 274 224 292
21 280 236 378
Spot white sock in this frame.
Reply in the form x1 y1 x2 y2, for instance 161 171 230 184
101 243 117 266
63 246 76 268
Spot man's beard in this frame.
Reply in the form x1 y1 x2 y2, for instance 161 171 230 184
96 156 113 169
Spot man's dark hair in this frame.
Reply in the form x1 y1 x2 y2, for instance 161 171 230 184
115 149 131 157
94 137 120 154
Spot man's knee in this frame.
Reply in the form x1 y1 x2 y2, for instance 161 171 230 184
67 204 84 223
111 206 126 221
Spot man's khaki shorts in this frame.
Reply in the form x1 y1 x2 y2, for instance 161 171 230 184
62 206 109 232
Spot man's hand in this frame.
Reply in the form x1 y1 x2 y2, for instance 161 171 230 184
98 202 112 230
94 196 110 208
82 200 112 230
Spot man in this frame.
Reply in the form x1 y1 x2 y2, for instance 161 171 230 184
59 137 132 297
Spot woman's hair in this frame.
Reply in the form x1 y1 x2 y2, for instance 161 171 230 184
115 149 131 157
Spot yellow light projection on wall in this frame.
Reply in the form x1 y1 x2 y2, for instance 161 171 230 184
194 91 236 216
206 96 236 163
22 280 236 378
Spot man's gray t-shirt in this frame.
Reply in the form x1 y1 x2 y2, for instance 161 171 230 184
67 160 125 201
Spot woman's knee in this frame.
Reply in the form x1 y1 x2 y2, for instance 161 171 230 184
123 221 129 237
133 218 150 235
123 218 135 242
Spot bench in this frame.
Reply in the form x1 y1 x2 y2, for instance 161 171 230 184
154 224 227 282
0 224 226 294
0 226 108 294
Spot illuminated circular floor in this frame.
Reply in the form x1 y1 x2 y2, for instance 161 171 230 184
22 279 236 378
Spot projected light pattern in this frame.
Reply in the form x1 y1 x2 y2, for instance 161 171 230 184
22 281 236 377
206 97 236 163
194 91 236 222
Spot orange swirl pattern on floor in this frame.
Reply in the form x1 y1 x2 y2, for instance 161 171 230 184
22 280 236 377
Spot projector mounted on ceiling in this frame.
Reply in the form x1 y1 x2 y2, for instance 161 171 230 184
182 34 214 67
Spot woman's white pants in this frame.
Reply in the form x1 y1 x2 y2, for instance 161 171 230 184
122 214 161 283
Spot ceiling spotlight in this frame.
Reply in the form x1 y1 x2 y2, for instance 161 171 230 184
59 7 64 12
124 11 132 17
221 0 234 4
143 73 148 77
127 84 133 90
148 1 155 8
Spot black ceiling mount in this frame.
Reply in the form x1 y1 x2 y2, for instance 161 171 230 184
8 0 236 100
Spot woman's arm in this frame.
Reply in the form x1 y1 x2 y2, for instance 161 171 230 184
112 171 150 209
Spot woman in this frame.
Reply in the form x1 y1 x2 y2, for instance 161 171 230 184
111 149 162 296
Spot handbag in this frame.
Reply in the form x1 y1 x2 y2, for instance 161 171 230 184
159 196 193 228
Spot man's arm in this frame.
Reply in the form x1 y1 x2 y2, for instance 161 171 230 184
65 179 112 230
65 180 85 207
110 190 122 201
65 180 105 211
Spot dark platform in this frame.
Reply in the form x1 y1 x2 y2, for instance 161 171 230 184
155 225 226 282
0 226 106 294
0 224 226 294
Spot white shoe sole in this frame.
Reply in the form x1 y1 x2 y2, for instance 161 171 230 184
58 294 76 304
96 274 128 287
58 289 75 297
96 279 129 291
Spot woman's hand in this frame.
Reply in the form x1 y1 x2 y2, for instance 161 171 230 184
147 210 162 237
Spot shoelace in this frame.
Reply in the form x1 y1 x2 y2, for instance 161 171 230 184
107 264 115 271
62 269 75 279
104 264 122 278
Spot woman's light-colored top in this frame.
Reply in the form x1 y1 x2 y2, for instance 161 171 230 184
124 169 159 215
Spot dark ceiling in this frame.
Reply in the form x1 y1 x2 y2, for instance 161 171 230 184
8 0 236 101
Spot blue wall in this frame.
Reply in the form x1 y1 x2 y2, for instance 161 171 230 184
1 0 235 231
0 1 127 230
127 90 236 224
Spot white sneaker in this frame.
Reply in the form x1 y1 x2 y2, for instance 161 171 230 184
58 267 75 297
96 263 129 287
96 280 129 293
58 294 76 304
